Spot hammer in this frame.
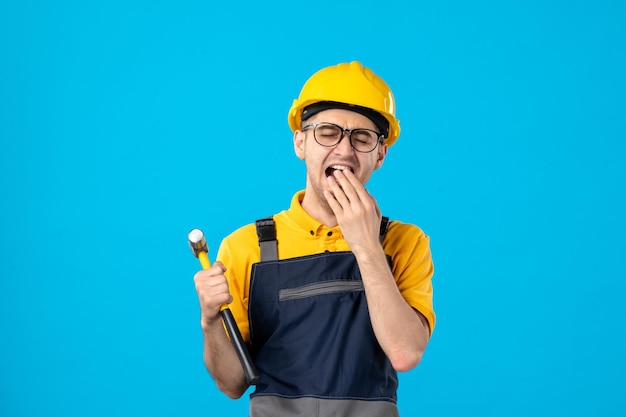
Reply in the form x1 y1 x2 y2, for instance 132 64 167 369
188 228 260 385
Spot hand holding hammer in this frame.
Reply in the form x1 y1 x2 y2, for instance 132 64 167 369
189 229 260 386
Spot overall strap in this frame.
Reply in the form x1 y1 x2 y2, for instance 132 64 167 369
379 216 390 244
255 216 391 261
255 217 278 262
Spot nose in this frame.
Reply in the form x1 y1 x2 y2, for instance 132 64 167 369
333 130 355 155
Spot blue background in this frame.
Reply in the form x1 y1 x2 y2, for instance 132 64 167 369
1 0 625 416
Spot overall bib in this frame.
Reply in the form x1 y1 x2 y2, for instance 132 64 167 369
247 218 399 417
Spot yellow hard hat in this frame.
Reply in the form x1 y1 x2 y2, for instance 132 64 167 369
288 61 401 146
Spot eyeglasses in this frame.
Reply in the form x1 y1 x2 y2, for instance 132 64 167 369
302 122 383 153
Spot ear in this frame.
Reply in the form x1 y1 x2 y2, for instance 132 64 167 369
374 142 388 170
294 130 306 160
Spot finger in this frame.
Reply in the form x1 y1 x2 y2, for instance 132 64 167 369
324 188 343 216
194 262 227 281
326 174 350 209
194 269 223 286
332 170 361 205
342 170 381 216
212 261 227 273
194 268 229 290
340 169 370 202
195 277 228 297
197 277 232 306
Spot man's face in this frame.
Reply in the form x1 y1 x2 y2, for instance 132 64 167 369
293 108 388 209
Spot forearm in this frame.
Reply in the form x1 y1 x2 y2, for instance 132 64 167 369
201 319 249 398
355 246 430 372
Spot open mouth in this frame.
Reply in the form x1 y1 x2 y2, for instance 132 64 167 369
325 165 354 177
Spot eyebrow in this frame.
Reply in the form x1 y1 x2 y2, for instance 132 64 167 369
313 120 380 132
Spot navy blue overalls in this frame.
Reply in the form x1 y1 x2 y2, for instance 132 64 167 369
247 217 400 417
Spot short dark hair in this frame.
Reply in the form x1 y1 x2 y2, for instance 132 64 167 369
301 101 390 138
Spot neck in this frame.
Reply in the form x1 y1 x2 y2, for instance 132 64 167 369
300 190 338 228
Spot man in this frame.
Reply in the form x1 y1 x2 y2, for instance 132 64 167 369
193 61 435 417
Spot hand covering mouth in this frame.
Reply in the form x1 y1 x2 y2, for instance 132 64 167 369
325 165 354 177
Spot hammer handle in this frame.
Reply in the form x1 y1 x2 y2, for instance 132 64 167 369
221 309 261 385
198 251 260 386
198 251 211 270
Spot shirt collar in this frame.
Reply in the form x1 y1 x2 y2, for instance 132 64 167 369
287 190 322 232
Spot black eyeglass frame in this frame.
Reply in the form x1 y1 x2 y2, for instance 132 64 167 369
301 122 384 153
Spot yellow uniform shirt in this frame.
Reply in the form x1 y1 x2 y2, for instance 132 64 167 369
216 190 436 342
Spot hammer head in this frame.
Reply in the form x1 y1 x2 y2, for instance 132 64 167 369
188 228 208 258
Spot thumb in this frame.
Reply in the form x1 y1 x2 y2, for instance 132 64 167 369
212 261 227 272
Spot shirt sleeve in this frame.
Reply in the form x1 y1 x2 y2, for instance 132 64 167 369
215 223 260 343
385 221 436 334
